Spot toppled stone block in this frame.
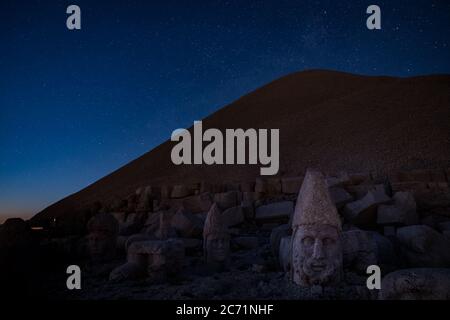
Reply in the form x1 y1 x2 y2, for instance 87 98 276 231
222 206 245 227
110 239 185 282
379 268 450 300
270 224 291 258
213 191 240 210
234 236 259 250
281 177 303 194
342 230 377 274
326 172 352 188
136 186 159 212
182 192 213 213
279 236 291 272
377 191 418 226
367 231 398 272
171 184 195 198
397 225 450 268
329 187 353 208
343 186 391 228
255 201 294 222
346 183 385 199
241 200 255 220
119 212 147 236
170 208 204 238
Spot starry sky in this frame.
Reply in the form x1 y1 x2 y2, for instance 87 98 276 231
1 0 449 223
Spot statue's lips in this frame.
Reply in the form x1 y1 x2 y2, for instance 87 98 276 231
310 263 326 272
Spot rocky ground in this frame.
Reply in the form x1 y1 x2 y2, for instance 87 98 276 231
1 168 450 300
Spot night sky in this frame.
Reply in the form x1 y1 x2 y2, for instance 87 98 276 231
1 0 449 222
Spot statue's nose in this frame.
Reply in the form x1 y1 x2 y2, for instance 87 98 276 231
312 239 324 259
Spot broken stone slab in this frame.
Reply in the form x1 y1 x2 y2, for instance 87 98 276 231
367 231 398 272
182 192 213 213
343 186 391 228
213 191 240 210
379 268 450 300
119 212 147 236
281 177 303 194
110 239 185 282
222 206 245 227
346 183 387 199
170 184 196 199
329 187 353 209
342 230 377 274
279 236 291 272
397 225 450 268
255 201 294 222
170 208 204 238
270 224 291 258
241 200 255 220
326 172 352 188
377 191 418 226
233 236 259 250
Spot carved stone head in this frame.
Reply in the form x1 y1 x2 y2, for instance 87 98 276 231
203 203 230 268
87 213 119 261
291 169 343 287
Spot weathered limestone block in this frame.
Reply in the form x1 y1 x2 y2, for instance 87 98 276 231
279 236 291 272
367 231 397 271
329 187 353 209
222 206 245 227
241 200 255 220
213 191 240 210
119 212 147 236
343 185 391 227
141 211 160 235
182 192 213 213
379 268 450 300
397 225 450 268
87 213 119 262
110 239 185 282
136 186 156 212
171 184 195 198
170 208 204 238
270 224 291 258
342 230 377 274
291 169 343 287
326 172 352 188
281 177 303 194
377 191 418 226
255 201 294 222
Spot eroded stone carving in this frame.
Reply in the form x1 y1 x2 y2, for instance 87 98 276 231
87 213 119 262
203 203 230 270
291 169 343 287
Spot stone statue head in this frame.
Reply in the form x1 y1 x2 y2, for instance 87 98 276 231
87 213 119 261
291 169 343 287
203 203 230 267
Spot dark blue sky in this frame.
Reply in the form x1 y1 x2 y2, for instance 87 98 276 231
1 0 449 222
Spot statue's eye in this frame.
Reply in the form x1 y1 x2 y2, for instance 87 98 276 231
323 238 335 246
302 237 314 246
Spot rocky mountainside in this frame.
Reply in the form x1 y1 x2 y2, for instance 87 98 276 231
31 70 450 228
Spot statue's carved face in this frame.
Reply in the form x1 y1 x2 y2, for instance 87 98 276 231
206 233 230 263
292 224 343 286
88 231 115 260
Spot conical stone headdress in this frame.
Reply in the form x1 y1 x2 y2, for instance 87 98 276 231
203 203 228 239
292 169 341 230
